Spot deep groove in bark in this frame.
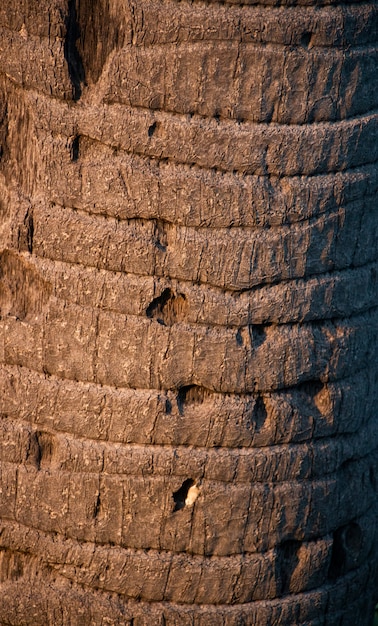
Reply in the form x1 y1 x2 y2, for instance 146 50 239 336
70 135 81 162
64 0 85 100
278 539 301 595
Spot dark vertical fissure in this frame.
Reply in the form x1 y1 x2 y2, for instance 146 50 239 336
64 0 85 100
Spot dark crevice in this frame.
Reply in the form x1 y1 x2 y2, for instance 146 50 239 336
70 135 81 161
26 211 34 254
75 0 124 85
172 478 195 512
0 98 8 167
277 539 301 595
152 219 170 252
93 491 101 519
297 380 324 397
29 431 42 470
177 385 211 415
18 209 34 254
328 522 363 579
249 324 268 348
236 328 243 346
64 0 85 101
146 289 187 326
300 32 313 49
146 289 172 323
252 395 268 432
148 122 158 137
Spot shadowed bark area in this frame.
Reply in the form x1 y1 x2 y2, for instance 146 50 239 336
0 0 377 624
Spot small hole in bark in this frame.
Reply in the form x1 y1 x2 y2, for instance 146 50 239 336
177 385 210 415
146 289 187 325
173 478 198 512
70 135 80 161
253 395 268 431
148 121 157 137
328 522 363 579
300 380 331 416
165 398 172 414
250 325 267 348
300 32 313 48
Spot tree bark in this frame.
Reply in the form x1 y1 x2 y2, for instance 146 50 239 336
0 1 377 624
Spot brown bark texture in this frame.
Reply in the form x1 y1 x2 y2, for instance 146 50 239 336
0 0 377 624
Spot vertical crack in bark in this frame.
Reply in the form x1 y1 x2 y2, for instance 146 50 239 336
64 0 85 101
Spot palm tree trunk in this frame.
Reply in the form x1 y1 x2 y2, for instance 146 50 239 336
0 0 377 624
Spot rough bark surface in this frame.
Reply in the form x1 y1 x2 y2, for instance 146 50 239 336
0 1 377 624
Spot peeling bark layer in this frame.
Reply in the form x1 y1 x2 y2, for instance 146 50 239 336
0 1 377 624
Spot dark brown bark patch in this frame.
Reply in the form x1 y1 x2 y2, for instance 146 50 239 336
0 549 25 582
28 431 56 471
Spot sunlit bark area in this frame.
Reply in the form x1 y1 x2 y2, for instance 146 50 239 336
0 1 377 623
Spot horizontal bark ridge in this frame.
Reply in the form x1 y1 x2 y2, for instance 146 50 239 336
0 1 377 624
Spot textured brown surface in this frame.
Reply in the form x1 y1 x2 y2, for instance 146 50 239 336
0 0 377 624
